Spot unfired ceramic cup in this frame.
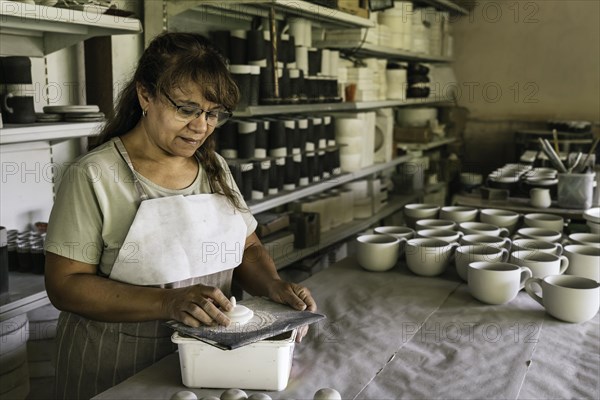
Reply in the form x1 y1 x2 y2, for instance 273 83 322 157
509 249 569 279
405 238 458 277
439 206 478 223
563 245 600 282
404 203 440 219
567 233 600 248
460 234 512 251
356 234 400 272
417 228 463 243
415 219 457 231
403 204 440 228
512 238 563 256
374 226 415 240
525 275 600 323
459 222 510 237
468 262 532 305
516 227 562 243
455 245 509 282
479 208 520 232
524 213 565 233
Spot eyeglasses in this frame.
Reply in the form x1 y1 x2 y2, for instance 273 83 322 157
164 93 232 127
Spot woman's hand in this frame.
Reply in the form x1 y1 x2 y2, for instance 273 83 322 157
162 284 233 328
266 280 317 343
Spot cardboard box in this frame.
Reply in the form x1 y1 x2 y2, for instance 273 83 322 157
255 212 290 238
394 126 433 143
311 0 369 18
338 0 369 18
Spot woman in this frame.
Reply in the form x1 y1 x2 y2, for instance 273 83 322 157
44 32 317 399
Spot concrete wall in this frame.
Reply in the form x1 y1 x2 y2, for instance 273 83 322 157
451 0 600 121
449 0 599 174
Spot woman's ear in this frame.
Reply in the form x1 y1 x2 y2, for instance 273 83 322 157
136 82 152 111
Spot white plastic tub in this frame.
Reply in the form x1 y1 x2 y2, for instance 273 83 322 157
171 329 296 391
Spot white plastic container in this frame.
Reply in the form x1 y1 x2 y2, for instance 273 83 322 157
171 329 296 391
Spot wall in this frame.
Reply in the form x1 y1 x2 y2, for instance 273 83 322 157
449 1 600 174
452 0 600 121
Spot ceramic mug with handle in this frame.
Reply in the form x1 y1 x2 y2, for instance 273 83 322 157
524 213 564 232
563 245 600 282
509 249 569 278
439 206 478 223
454 245 509 282
459 222 510 238
405 238 459 277
468 262 532 305
525 275 600 323
512 238 563 256
460 234 512 251
356 234 400 272
479 208 520 233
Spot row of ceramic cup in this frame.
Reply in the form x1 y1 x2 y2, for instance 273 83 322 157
356 226 599 280
404 203 570 233
355 232 599 323
353 203 600 323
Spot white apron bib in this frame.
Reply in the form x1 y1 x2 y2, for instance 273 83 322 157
109 138 247 285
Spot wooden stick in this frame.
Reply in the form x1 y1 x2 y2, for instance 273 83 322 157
552 129 559 154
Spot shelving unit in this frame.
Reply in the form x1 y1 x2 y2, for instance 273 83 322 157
0 1 143 325
0 0 143 56
248 154 414 213
0 121 102 145
270 194 419 269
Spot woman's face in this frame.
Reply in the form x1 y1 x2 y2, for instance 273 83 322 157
141 84 220 158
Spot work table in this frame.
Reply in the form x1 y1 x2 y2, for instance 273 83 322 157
94 257 600 400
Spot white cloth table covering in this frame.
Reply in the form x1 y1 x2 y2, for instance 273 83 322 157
93 257 600 400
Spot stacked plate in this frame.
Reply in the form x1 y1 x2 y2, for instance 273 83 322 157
584 207 600 234
35 113 62 123
42 105 104 123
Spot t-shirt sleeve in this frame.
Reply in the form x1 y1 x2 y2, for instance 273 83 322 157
44 163 104 265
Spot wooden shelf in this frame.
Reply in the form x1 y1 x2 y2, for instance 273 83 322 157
315 41 453 63
0 0 143 56
0 121 102 145
248 154 414 214
270 194 419 269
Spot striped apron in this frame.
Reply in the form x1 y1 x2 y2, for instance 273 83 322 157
53 138 247 399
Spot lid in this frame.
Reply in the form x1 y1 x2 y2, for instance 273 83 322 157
166 297 325 350
223 297 254 325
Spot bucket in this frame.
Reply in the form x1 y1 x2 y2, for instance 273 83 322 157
557 173 595 209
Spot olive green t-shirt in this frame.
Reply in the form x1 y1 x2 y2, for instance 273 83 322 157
44 137 257 277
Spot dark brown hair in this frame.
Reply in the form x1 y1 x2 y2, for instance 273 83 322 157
91 32 243 209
